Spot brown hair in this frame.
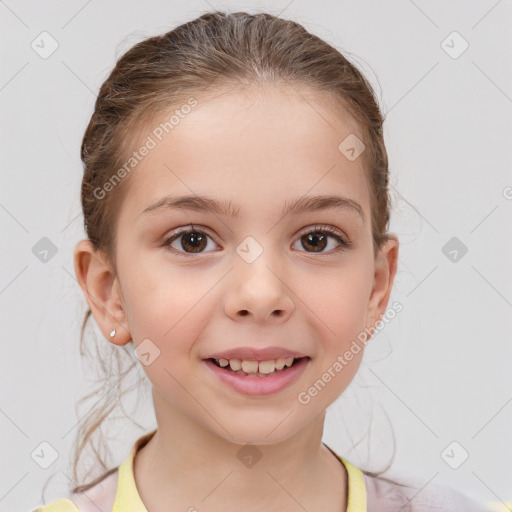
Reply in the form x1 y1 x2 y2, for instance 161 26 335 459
69 9 396 495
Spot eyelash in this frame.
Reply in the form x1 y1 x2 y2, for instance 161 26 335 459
162 224 352 258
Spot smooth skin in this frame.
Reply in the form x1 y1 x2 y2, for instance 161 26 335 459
74 82 399 512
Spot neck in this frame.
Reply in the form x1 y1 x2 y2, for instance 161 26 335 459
133 388 347 512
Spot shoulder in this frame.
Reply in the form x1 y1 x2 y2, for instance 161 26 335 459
363 472 491 512
29 469 118 512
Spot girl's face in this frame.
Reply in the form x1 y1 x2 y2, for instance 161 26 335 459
88 84 397 445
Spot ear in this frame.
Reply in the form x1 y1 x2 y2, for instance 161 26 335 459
365 235 399 334
73 239 131 346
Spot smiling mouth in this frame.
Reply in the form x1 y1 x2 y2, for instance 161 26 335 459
207 356 309 378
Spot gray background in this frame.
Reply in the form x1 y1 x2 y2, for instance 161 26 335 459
1 0 511 510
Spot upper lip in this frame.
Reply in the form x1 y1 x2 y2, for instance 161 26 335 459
205 346 309 361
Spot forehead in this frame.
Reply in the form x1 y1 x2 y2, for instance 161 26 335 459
119 84 371 224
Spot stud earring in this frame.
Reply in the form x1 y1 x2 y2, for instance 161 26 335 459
110 328 116 338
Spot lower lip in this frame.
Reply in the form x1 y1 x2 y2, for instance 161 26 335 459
203 357 310 396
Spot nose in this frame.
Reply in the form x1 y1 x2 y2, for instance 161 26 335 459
223 250 295 324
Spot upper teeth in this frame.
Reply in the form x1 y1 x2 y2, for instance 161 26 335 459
215 357 295 374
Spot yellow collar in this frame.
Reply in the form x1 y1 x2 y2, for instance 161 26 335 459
113 430 367 512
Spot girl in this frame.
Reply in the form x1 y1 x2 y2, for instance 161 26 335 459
32 10 494 512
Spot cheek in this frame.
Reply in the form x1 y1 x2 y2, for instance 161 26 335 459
122 256 213 341
298 264 372 344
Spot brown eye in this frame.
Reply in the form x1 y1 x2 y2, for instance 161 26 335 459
178 232 207 253
293 226 350 255
300 232 328 252
163 228 217 255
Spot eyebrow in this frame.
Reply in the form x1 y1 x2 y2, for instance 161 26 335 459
139 194 366 224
